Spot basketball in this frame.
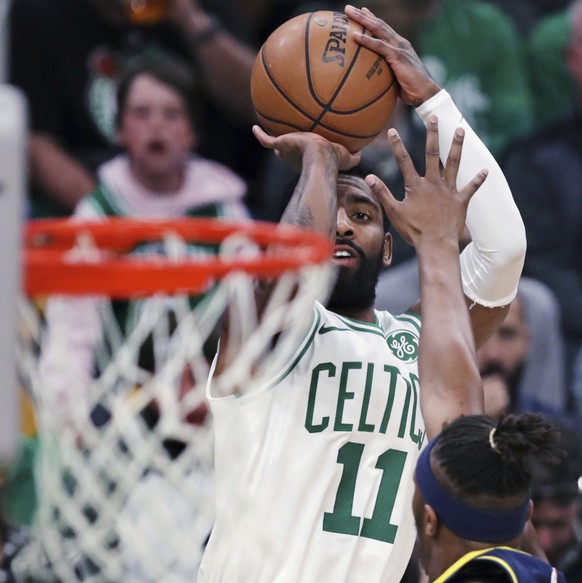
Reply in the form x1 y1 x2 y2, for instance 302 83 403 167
250 11 398 153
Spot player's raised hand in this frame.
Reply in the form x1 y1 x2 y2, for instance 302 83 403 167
365 116 488 248
344 4 441 106
252 125 361 172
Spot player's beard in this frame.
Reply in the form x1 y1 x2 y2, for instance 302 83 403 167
326 245 384 313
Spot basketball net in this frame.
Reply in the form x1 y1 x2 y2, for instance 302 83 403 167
14 217 333 582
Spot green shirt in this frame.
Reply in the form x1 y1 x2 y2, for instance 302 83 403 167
417 0 534 156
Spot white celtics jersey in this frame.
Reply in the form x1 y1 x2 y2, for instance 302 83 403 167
199 301 425 583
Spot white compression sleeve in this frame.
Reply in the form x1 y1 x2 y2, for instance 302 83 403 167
416 90 526 307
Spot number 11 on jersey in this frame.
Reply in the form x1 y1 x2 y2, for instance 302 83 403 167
323 442 408 544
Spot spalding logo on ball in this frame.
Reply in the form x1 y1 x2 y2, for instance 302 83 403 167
251 11 398 153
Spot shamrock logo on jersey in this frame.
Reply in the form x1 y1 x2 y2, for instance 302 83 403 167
386 330 419 363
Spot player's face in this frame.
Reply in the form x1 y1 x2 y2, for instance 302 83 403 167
327 176 392 312
117 74 196 187
477 297 529 380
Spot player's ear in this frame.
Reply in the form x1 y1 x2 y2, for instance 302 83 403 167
424 504 439 537
527 499 534 522
382 233 392 267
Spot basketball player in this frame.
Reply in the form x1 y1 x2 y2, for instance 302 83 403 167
413 414 567 582
198 5 526 582
409 167 566 580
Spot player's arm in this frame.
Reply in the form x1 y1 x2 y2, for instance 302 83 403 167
251 127 361 236
213 128 360 378
346 5 526 349
367 119 487 439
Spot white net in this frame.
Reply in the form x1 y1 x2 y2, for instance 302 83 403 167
14 219 333 582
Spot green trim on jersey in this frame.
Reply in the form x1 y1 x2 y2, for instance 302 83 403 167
88 183 127 216
87 183 227 219
232 307 322 401
317 313 387 339
393 311 421 333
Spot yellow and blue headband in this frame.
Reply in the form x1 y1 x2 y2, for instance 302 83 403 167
416 435 530 542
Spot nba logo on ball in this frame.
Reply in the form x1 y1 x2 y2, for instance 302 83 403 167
251 11 398 153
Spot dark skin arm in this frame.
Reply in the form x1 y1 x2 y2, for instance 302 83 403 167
212 129 360 379
368 119 487 439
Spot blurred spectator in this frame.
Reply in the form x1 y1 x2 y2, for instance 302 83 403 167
40 55 248 412
482 0 572 37
571 346 582 421
501 0 582 391
530 422 582 582
353 0 534 157
7 0 261 218
478 278 568 418
375 265 569 418
175 0 310 217
525 0 580 131
76 58 248 222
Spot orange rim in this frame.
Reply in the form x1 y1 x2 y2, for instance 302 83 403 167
24 217 333 297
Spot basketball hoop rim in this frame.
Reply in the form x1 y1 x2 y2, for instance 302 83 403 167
24 217 333 297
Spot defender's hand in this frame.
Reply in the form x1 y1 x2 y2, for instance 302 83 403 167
366 116 488 248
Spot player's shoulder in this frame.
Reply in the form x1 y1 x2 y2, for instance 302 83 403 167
437 547 565 583
375 308 421 334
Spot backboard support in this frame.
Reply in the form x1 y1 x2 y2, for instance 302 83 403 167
0 84 27 471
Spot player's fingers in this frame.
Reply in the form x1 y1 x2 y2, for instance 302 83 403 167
252 124 273 144
425 116 441 176
252 125 276 148
443 127 464 185
460 169 489 203
387 128 417 181
340 150 362 170
345 5 392 38
365 173 398 218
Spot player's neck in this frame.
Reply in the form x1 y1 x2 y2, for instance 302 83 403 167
332 306 376 324
427 533 496 581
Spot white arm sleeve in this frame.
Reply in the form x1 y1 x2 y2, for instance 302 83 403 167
416 90 526 307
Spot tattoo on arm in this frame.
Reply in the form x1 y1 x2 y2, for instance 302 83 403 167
280 175 316 229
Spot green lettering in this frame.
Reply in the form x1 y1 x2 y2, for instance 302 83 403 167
322 442 363 536
397 377 412 438
305 363 335 433
379 365 399 434
360 449 407 543
334 362 361 431
408 373 425 448
324 442 408 544
357 363 375 432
